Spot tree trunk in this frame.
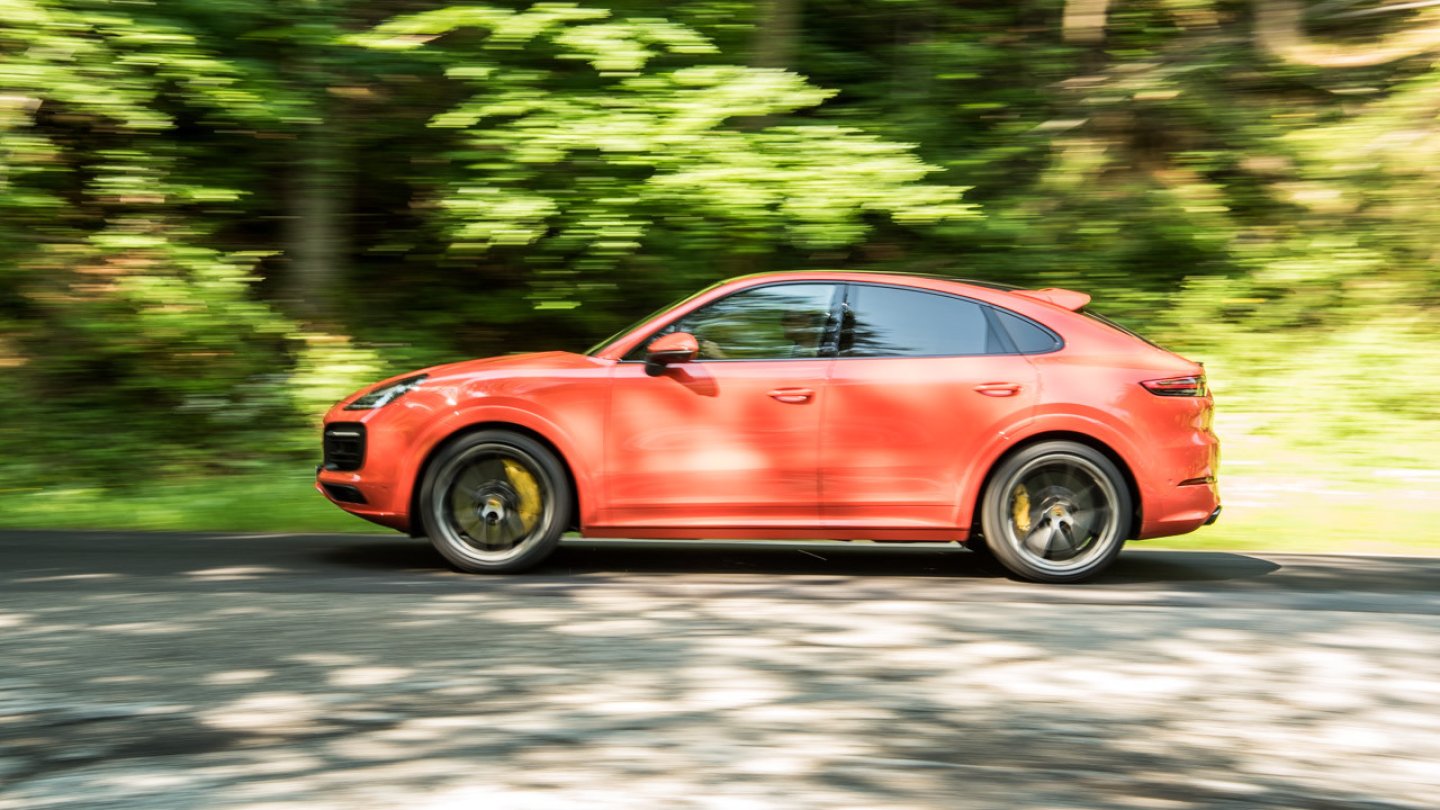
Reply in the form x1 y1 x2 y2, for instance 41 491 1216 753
753 0 800 70
282 109 350 327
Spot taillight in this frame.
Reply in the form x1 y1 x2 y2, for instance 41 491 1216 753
1141 375 1207 397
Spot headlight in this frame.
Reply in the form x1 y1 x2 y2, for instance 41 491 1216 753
344 374 427 411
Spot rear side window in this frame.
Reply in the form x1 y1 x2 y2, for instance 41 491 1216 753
994 309 1062 354
841 285 1004 357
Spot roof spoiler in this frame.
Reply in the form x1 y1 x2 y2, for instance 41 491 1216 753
1011 287 1091 311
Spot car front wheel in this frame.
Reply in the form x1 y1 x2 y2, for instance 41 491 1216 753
978 441 1131 583
419 430 571 574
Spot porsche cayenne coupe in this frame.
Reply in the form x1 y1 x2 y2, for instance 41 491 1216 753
317 271 1220 583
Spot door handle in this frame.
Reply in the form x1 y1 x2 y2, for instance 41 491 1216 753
768 387 814 404
974 382 1021 397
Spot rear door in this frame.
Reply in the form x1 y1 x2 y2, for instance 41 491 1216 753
819 283 1040 532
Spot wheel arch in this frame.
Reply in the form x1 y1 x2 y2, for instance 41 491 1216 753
407 421 583 537
970 431 1142 541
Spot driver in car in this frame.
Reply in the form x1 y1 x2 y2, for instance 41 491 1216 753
698 310 826 359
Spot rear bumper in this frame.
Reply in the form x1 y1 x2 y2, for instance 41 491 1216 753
1133 410 1220 540
1136 477 1220 540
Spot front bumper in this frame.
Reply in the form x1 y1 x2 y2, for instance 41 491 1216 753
314 470 411 532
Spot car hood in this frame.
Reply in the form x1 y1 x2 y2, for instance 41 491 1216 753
335 351 602 412
415 350 603 382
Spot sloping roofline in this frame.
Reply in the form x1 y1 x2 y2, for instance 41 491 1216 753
721 269 1025 292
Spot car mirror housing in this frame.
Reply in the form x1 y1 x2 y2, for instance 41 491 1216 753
644 332 699 376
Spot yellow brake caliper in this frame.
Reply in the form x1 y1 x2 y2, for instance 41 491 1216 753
1011 484 1032 534
501 459 543 533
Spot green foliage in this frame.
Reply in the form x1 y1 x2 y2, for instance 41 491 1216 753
0 0 304 484
1 0 1438 512
354 3 970 324
0 0 971 489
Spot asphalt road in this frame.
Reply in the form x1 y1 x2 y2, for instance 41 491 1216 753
2 531 1439 809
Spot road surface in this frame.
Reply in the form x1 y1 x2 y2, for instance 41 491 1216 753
2 531 1439 809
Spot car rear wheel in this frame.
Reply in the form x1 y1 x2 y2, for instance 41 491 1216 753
979 441 1131 583
419 430 571 574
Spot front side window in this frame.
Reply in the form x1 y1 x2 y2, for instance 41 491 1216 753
626 283 839 361
841 284 1004 357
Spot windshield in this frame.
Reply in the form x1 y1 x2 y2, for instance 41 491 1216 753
585 285 718 356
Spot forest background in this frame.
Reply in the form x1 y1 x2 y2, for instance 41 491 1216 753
2 0 1436 551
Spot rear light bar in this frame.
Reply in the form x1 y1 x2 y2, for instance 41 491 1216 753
1141 376 1207 397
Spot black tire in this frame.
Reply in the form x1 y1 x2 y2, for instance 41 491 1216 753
418 430 572 574
978 441 1132 583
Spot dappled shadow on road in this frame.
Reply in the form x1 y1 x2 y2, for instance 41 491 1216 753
3 569 1439 809
332 539 1437 595
323 537 1440 595
9 531 1440 602
325 537 1291 584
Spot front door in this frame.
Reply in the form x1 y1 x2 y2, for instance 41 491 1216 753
601 282 841 531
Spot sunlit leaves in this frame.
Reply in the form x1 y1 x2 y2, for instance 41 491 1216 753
361 3 973 300
553 19 718 71
448 188 561 248
351 4 603 50
4 0 1433 490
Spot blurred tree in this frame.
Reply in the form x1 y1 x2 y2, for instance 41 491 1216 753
135 0 410 325
0 0 972 484
0 0 305 481
2 0 1438 492
349 3 972 352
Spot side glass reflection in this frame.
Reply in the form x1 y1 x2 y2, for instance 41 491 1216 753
843 286 996 357
653 284 837 360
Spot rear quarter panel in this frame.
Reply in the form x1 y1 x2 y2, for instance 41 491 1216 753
1015 320 1218 539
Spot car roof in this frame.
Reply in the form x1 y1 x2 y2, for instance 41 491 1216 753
719 269 1028 295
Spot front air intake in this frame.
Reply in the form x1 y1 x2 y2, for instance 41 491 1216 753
322 424 366 471
321 483 368 504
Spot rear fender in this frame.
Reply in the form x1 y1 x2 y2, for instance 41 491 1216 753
957 410 1149 532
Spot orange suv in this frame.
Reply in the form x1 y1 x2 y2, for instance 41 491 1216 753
318 272 1219 582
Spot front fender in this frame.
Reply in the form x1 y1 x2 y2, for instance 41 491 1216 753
395 398 602 531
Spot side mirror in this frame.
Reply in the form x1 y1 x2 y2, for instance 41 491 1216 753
644 332 699 377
